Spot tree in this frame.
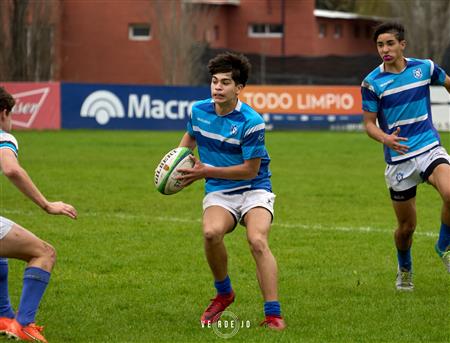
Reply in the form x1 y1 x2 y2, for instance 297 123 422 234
354 0 450 65
154 0 217 85
388 0 450 65
0 0 56 81
318 0 450 65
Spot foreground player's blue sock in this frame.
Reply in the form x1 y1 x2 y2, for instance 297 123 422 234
437 222 450 252
264 301 281 317
16 267 50 326
214 275 232 295
397 248 412 271
0 258 14 318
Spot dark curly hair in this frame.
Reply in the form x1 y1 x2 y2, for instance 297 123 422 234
373 22 405 43
208 52 251 87
0 87 15 114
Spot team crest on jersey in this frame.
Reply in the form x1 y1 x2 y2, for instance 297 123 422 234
412 68 423 79
230 125 238 135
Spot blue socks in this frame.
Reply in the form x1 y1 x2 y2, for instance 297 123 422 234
16 267 50 326
214 275 232 295
264 301 281 317
397 248 412 271
215 276 282 318
437 222 450 252
0 258 14 318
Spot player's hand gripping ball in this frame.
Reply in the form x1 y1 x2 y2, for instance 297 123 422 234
154 147 194 195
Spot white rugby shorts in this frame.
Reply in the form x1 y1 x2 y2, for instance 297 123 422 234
385 146 450 191
203 189 275 225
0 216 14 240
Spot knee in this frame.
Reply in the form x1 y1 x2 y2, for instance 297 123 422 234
203 226 224 245
397 219 416 236
41 243 57 267
248 235 269 255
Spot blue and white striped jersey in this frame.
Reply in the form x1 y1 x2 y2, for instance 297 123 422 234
187 98 272 194
361 58 446 164
0 130 18 158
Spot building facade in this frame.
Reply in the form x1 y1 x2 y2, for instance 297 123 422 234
55 0 381 85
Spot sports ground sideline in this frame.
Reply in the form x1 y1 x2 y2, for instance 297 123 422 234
0 130 448 342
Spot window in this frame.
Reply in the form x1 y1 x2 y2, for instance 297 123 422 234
334 24 342 38
318 23 327 38
129 24 151 41
248 23 283 37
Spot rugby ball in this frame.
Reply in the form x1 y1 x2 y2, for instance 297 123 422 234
154 147 194 195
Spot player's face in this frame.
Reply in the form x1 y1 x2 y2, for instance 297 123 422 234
0 110 12 132
376 33 406 65
211 72 243 106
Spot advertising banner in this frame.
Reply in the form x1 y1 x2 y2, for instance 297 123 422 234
61 83 210 130
1 82 61 130
3 82 446 131
240 85 363 130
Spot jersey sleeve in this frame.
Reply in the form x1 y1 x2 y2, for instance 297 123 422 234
186 105 195 137
429 60 446 85
186 115 194 136
0 132 19 157
241 115 266 160
361 79 379 113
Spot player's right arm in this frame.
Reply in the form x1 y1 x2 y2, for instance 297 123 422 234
179 132 197 151
0 148 77 219
363 110 409 154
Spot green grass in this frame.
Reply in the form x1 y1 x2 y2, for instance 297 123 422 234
1 130 449 342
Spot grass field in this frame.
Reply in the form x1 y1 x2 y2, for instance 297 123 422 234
0 129 449 343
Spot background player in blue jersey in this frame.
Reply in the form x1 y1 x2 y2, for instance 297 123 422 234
361 23 450 291
0 87 77 342
176 52 285 330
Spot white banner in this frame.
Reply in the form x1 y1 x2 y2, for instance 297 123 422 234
431 86 450 132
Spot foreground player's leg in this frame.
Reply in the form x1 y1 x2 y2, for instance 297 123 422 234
0 258 15 334
200 206 236 324
0 225 55 343
392 199 416 291
245 208 285 331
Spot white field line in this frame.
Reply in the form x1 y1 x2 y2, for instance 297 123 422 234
1 209 439 238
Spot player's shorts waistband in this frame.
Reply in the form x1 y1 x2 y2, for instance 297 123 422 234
221 187 272 196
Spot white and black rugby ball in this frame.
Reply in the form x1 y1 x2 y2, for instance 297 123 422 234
154 147 194 195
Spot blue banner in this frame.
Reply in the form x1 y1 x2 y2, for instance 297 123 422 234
61 83 210 130
60 82 367 131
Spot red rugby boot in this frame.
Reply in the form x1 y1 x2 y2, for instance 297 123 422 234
0 317 13 334
6 319 48 343
200 291 235 325
260 315 286 331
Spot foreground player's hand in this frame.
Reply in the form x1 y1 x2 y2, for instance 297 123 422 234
383 127 409 154
45 201 78 219
176 156 207 187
